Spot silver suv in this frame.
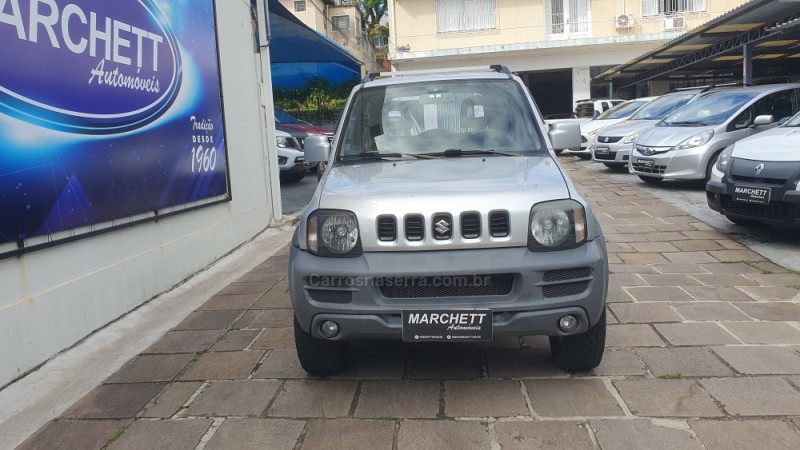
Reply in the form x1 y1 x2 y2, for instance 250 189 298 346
290 66 609 375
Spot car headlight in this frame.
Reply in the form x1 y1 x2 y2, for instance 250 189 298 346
528 200 587 251
622 132 640 145
277 136 289 148
674 130 714 150
307 210 362 257
715 146 733 172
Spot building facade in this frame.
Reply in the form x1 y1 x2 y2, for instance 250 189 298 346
387 0 748 115
281 0 381 72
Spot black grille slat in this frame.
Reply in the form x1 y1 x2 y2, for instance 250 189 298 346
307 289 353 303
405 214 425 241
543 268 591 282
721 195 791 219
461 212 481 239
729 175 788 185
489 211 510 237
377 215 397 242
596 136 622 143
543 281 590 298
379 274 514 299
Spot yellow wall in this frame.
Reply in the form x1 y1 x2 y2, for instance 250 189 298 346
391 0 748 54
280 0 328 32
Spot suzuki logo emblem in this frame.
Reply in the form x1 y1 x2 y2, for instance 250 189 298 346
435 219 451 235
754 163 765 176
603 137 609 143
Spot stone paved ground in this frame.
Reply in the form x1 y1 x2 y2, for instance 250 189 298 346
18 159 800 449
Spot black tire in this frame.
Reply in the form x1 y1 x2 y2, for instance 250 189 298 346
549 312 606 372
638 175 661 184
294 317 348 375
280 171 306 183
578 154 592 160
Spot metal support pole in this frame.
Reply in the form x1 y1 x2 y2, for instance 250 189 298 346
742 43 753 86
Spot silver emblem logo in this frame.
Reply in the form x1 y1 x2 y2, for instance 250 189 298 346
755 163 765 176
603 137 609 143
435 219 450 235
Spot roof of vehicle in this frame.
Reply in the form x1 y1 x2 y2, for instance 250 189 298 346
704 82 800 96
359 65 518 88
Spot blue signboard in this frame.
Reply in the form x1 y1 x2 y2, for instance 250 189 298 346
0 0 229 246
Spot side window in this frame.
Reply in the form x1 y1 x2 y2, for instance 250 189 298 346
753 90 796 122
730 106 753 130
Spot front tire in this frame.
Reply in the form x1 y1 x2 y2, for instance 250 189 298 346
294 318 348 375
550 312 606 372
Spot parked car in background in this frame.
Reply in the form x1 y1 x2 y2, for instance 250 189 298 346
630 83 800 183
546 98 626 154
274 107 334 150
707 110 800 226
291 66 608 376
591 87 725 169
276 129 312 183
560 97 656 159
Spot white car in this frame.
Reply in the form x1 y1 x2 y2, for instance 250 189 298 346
707 110 800 226
565 97 656 159
276 129 310 183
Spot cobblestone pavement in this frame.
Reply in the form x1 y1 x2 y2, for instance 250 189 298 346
19 158 800 449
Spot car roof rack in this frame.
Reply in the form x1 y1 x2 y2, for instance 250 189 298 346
361 65 512 84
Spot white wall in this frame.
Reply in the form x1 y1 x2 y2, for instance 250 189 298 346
0 1 278 387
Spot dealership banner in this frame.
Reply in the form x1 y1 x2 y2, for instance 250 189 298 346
0 0 229 246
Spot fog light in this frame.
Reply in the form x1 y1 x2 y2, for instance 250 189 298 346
320 320 340 338
559 315 578 333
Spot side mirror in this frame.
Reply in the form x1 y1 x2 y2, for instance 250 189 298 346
549 121 581 151
753 115 774 127
304 135 330 163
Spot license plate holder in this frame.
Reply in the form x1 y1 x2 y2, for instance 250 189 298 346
402 309 493 342
595 146 609 155
639 158 654 168
733 185 771 205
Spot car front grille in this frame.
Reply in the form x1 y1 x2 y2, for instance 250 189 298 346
593 152 617 161
541 267 591 298
720 195 791 220
379 273 514 299
377 210 511 242
596 136 622 144
631 162 666 174
307 289 353 303
729 175 788 186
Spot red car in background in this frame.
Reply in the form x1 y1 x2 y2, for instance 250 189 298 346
274 108 334 149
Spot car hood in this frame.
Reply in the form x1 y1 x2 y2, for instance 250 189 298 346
731 127 800 161
637 124 716 147
320 157 569 206
581 118 627 135
277 123 334 135
596 120 657 138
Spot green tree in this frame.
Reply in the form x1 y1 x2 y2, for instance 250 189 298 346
357 0 387 29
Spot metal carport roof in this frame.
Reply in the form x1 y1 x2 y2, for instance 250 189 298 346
596 0 800 88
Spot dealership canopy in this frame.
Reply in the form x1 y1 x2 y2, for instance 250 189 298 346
267 0 361 88
596 0 800 87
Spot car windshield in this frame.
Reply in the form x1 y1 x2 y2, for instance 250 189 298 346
274 108 305 125
597 100 647 120
662 92 757 126
630 93 697 120
784 111 800 127
335 79 545 162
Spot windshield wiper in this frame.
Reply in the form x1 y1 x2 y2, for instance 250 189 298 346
422 149 517 157
340 152 435 161
665 121 707 127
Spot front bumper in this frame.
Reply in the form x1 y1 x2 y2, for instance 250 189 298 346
591 141 632 165
289 241 608 341
629 146 708 180
707 179 800 225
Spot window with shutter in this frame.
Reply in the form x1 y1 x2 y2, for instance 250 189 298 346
435 0 496 33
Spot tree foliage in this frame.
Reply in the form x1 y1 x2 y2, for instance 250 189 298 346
357 0 387 29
